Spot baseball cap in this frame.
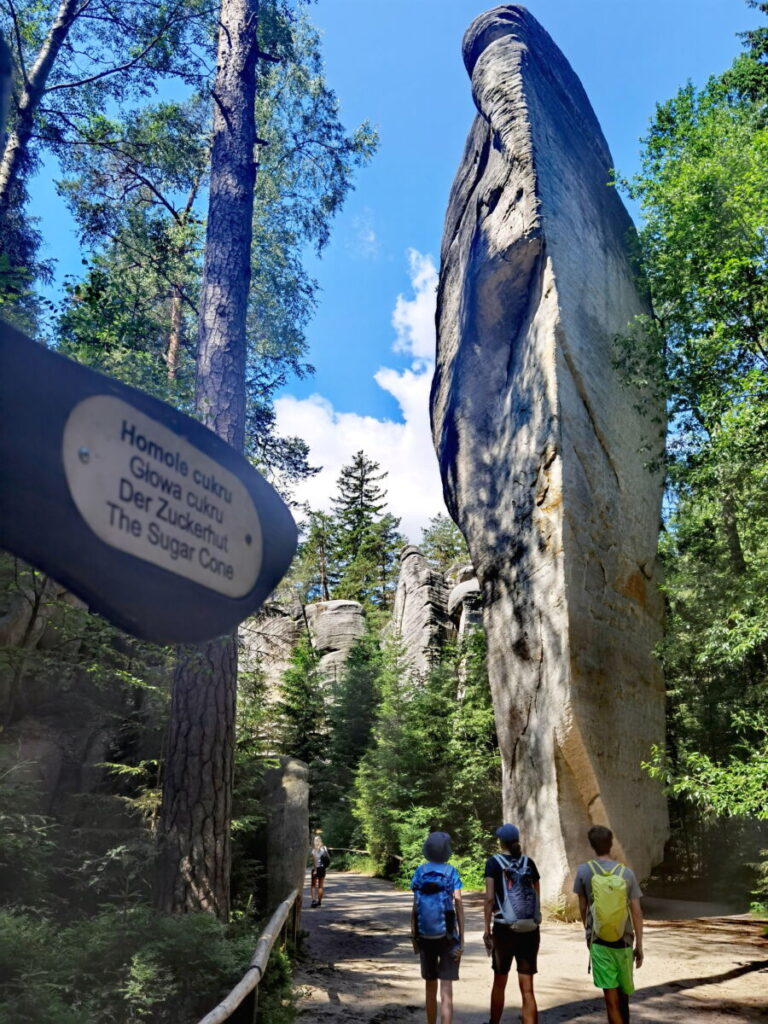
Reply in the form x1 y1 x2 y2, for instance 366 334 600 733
495 824 520 844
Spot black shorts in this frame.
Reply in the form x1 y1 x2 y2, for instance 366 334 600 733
311 866 326 881
491 924 540 976
418 936 461 981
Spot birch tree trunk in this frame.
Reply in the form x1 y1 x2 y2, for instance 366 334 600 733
0 0 80 218
155 0 260 919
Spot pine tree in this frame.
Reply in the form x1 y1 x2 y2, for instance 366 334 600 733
291 510 337 602
331 451 404 607
420 513 469 574
275 634 327 767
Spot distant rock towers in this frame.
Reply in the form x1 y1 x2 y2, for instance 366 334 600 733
430 5 667 900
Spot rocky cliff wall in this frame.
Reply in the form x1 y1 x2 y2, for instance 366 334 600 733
431 4 667 899
388 547 454 675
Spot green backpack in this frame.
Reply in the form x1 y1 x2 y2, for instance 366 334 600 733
588 861 628 943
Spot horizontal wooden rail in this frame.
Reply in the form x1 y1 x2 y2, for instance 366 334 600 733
197 887 299 1024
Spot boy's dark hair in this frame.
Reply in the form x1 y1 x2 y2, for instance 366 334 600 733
587 826 613 856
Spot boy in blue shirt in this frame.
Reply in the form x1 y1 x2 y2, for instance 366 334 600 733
410 831 464 1024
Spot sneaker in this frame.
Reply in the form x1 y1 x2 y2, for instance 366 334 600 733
310 900 318 908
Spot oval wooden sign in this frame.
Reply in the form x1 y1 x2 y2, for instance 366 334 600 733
0 322 297 644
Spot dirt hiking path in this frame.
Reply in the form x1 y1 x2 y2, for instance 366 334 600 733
295 872 768 1023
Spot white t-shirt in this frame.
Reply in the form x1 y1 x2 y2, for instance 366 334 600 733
311 845 328 869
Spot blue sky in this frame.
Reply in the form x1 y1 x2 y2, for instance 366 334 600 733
31 1 756 540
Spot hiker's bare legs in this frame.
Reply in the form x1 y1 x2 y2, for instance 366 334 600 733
489 971 508 1024
604 989 626 1024
318 876 325 904
440 979 453 1024
310 873 318 905
518 972 538 1024
425 979 438 1024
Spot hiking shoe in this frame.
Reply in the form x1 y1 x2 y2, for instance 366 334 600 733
310 900 318 908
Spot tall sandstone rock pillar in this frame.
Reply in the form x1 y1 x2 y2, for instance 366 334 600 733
431 5 667 901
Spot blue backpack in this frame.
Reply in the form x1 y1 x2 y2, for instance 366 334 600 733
493 854 540 932
413 863 456 940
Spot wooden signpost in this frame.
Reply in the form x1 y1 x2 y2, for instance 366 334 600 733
0 322 298 643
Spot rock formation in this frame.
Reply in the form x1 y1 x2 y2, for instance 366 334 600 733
431 5 667 900
304 599 366 682
447 566 483 642
239 602 304 695
388 547 454 675
259 756 309 911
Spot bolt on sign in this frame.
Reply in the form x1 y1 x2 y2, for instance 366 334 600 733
0 322 298 644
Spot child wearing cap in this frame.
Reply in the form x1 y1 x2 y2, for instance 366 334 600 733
483 824 541 1024
410 830 464 1024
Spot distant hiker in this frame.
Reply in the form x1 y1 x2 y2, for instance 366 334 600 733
309 832 330 908
482 823 541 1024
411 830 464 1024
573 825 644 1024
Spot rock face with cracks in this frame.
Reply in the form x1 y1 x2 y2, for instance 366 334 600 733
431 4 667 901
388 546 454 675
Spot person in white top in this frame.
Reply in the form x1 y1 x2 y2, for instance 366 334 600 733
309 833 330 908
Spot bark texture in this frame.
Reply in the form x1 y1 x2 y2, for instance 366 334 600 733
0 0 80 217
156 0 260 919
431 5 667 901
156 638 238 916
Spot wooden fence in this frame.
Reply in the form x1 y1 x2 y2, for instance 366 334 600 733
197 888 300 1024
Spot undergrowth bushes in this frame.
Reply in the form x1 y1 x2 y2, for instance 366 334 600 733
0 905 294 1023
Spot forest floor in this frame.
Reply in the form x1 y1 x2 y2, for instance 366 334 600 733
294 871 768 1023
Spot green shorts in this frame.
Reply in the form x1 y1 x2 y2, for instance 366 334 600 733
590 943 635 994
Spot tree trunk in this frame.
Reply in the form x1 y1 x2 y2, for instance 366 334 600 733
166 283 184 380
154 637 238 915
0 0 81 218
155 0 260 919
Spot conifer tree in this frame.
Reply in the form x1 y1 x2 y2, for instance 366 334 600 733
291 510 337 602
331 451 404 607
275 633 327 767
420 513 469 574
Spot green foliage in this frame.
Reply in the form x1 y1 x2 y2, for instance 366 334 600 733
275 633 328 768
331 451 405 608
614 1 768 891
644 711 768 820
419 513 469 574
317 632 382 847
355 631 501 878
0 904 293 1023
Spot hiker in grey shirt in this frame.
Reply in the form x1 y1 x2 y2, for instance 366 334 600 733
573 826 644 1024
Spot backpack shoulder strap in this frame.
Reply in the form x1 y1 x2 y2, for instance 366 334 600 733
589 859 611 876
493 853 511 870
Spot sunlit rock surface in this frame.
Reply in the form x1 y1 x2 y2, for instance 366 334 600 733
431 4 667 899
388 547 454 675
240 602 304 695
305 599 366 682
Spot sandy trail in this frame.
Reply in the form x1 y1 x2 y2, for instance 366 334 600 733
295 872 768 1023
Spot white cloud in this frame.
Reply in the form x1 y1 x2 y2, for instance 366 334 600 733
391 248 438 361
348 208 380 259
274 250 445 542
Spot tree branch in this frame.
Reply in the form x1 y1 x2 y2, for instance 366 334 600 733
43 2 184 94
4 0 29 86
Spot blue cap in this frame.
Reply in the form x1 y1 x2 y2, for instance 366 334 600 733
496 824 520 845
423 831 452 863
